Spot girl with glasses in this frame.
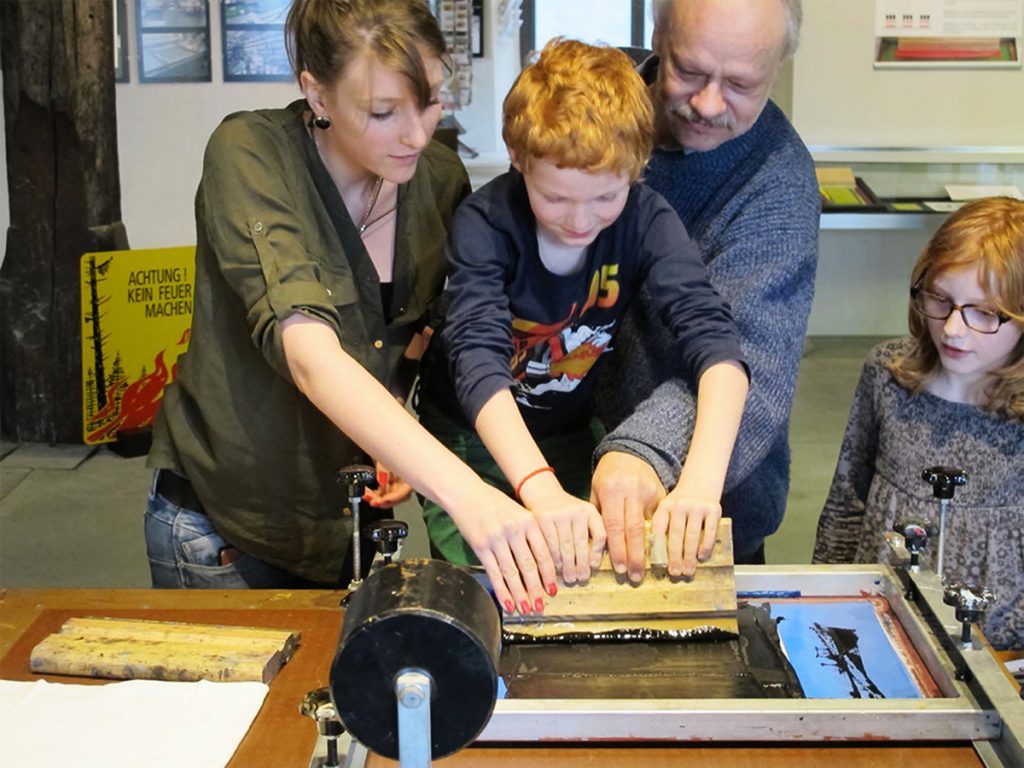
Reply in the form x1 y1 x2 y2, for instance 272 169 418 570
813 196 1024 650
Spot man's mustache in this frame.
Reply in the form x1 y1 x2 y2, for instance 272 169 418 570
667 102 734 130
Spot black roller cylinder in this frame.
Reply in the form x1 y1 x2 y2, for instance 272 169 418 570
330 558 501 760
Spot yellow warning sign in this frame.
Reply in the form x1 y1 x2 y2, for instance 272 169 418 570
80 247 195 444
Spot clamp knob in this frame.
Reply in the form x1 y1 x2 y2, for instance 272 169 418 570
370 519 409 564
922 466 967 499
892 519 938 569
337 464 378 500
300 687 345 768
943 581 994 647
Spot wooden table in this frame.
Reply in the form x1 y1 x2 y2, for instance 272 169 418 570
1 588 1011 767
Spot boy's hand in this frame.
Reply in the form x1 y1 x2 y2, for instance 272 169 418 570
519 474 605 585
651 481 721 578
590 451 666 582
363 461 413 508
448 482 557 617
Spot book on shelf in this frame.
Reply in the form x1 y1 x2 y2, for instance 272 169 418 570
816 167 883 211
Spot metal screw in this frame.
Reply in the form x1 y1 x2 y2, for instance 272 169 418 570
398 683 426 708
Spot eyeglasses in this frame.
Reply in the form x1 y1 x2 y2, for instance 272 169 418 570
910 285 1011 334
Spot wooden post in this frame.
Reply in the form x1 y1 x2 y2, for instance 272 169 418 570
1 0 128 443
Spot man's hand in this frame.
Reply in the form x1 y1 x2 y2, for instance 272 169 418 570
590 451 666 582
651 483 721 578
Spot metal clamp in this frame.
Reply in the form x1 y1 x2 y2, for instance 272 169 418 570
337 465 378 590
921 466 967 579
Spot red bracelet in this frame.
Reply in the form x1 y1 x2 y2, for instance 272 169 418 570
514 466 555 501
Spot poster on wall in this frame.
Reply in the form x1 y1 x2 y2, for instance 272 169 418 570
80 248 195 446
136 0 212 82
222 0 292 82
874 0 1022 68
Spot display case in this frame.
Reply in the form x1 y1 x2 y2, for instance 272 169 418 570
813 147 1024 230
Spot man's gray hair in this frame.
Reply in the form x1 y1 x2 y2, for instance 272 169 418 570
652 0 803 59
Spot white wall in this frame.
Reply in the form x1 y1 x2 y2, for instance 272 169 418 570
792 1 1024 336
792 0 1024 148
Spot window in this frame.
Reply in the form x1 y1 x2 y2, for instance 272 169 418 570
520 0 655 57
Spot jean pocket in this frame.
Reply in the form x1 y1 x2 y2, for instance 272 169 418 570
177 534 251 588
172 515 251 588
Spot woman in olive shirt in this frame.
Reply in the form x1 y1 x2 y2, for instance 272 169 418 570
145 0 555 616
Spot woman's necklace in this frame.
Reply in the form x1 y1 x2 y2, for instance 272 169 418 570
357 175 384 235
311 125 384 237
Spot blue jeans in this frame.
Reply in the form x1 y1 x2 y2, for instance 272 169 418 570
144 470 313 589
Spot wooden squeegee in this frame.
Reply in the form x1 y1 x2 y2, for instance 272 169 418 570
505 519 738 639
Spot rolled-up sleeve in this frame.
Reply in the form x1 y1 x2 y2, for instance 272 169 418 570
198 115 343 379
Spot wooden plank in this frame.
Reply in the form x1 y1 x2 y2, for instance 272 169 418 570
29 616 300 684
59 616 299 649
507 519 738 636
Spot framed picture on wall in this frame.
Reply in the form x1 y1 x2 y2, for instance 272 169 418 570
136 0 212 83
874 0 1022 69
222 0 292 82
472 0 484 57
114 0 129 82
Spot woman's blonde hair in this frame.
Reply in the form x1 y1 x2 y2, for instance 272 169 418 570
285 0 446 109
502 38 653 182
892 196 1024 420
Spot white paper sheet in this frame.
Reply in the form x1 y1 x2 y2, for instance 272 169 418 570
923 201 965 212
0 678 268 768
944 184 1024 201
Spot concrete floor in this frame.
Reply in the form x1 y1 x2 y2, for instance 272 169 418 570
0 336 882 588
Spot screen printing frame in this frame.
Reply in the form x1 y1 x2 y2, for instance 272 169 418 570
480 565 1024 766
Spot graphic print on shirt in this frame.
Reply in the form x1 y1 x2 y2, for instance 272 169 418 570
510 263 620 410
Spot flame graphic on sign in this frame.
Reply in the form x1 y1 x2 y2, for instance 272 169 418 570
85 350 173 443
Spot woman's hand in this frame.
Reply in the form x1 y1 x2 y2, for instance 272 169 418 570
446 482 558 617
363 460 413 508
519 473 605 585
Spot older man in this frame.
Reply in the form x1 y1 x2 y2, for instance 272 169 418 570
592 0 820 580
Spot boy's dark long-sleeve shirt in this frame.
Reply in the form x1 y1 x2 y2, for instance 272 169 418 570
419 169 745 438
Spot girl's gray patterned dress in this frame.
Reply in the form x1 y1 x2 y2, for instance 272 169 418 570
814 338 1024 650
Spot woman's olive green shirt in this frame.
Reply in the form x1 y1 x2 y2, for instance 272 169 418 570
147 100 470 583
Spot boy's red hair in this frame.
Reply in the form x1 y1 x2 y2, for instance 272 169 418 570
502 38 653 181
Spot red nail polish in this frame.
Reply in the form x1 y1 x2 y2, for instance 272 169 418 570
547 583 557 596
534 597 544 612
504 599 515 612
520 600 531 614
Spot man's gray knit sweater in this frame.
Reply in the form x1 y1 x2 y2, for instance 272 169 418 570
595 99 821 559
